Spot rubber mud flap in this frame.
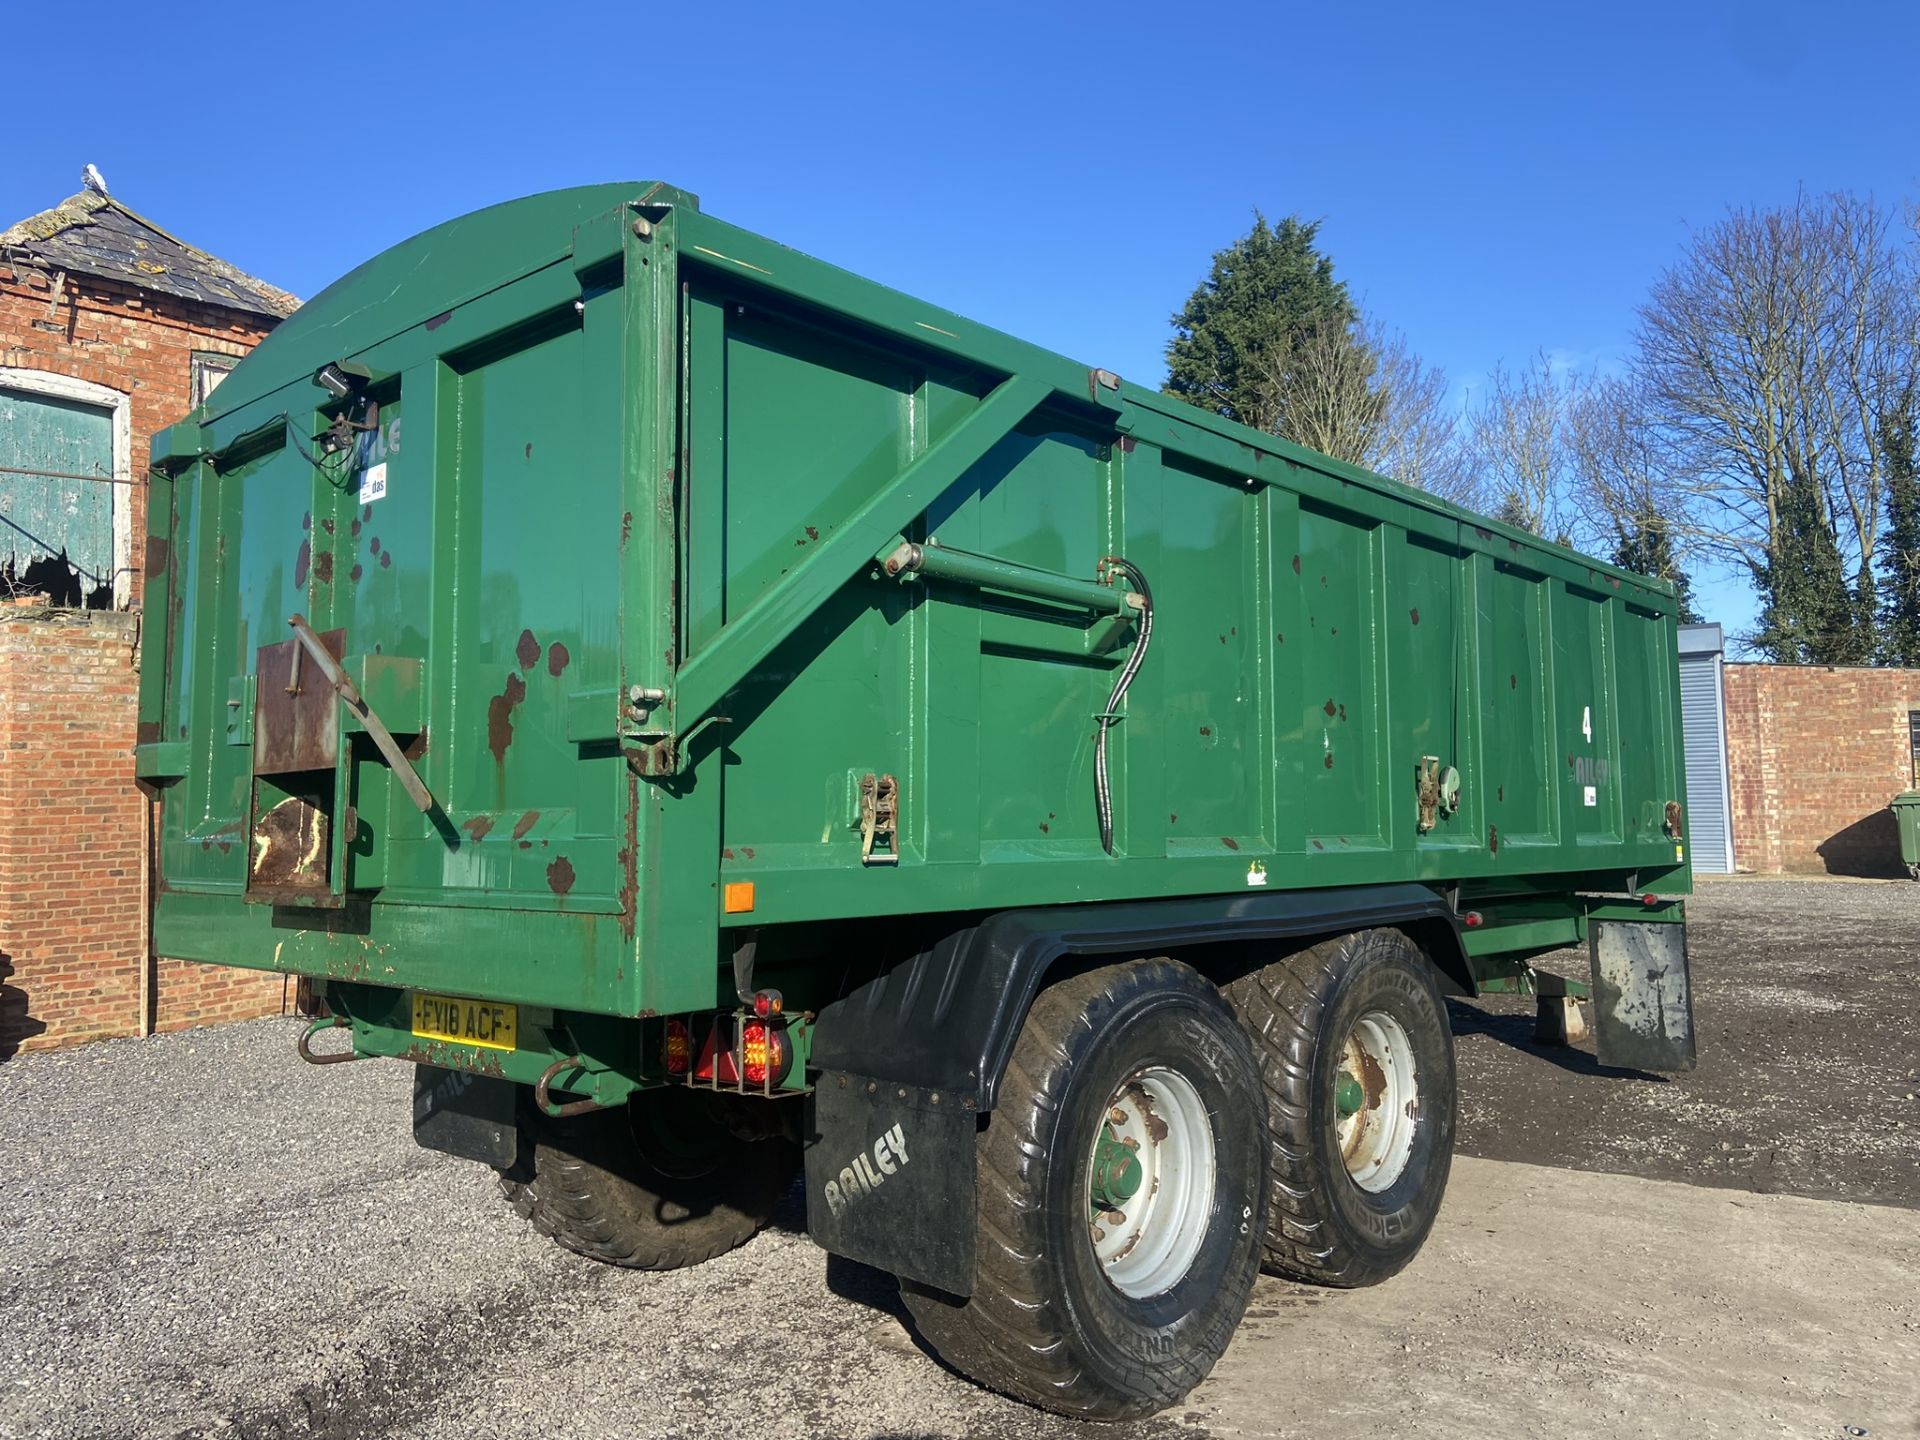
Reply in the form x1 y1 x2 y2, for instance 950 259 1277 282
1589 920 1697 1073
805 1072 977 1295
413 1064 518 1167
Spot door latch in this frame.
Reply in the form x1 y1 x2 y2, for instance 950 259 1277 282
1416 756 1461 834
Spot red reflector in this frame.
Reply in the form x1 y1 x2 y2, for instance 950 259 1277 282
1462 911 1483 929
752 988 783 1019
662 1019 692 1075
1642 893 1658 907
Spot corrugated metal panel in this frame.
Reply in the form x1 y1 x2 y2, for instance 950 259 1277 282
1679 651 1732 872
0 386 114 601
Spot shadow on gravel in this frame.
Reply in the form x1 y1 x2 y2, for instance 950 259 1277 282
1446 999 1670 1084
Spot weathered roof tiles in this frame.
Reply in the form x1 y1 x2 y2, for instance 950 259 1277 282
1 190 298 319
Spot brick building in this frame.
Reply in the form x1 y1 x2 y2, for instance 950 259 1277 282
1721 662 1920 877
2 177 299 1054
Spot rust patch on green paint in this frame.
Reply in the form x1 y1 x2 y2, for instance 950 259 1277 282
400 1040 505 1077
547 642 569 677
487 673 528 764
547 856 576 895
461 814 494 841
513 810 540 841
516 629 541 671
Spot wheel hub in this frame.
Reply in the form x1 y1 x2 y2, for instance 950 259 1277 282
1087 1067 1216 1299
1334 1010 1421 1193
1088 1123 1144 1214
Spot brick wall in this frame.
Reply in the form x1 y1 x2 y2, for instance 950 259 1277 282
1 267 273 608
1723 663 1920 876
2 269 288 1054
0 608 288 1055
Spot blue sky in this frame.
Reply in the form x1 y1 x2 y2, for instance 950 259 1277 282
10 0 1917 640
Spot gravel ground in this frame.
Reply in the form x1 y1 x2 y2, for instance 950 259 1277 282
2 877 1914 1439
0 1021 1183 1440
1454 876 1920 1206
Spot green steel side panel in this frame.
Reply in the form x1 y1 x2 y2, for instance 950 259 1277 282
1297 499 1386 849
1153 454 1268 858
695 292 919 868
1480 559 1553 846
146 179 1693 1026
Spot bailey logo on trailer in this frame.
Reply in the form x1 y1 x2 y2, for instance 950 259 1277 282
822 1123 910 1216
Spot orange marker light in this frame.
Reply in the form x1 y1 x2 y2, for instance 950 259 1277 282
662 1019 692 1075
724 881 756 914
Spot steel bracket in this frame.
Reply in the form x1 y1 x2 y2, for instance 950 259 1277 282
858 772 899 866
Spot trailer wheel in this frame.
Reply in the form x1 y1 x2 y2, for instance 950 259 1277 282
1223 928 1455 1287
500 1090 797 1270
900 958 1266 1420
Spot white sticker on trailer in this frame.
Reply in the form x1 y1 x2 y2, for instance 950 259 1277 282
1584 785 1597 807
359 462 388 504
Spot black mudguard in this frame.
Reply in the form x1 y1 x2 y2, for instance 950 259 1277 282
1589 919 1697 1072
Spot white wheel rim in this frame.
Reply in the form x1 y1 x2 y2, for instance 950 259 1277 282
1087 1067 1216 1299
1336 1010 1420 1193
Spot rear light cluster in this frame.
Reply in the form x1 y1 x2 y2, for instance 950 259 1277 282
660 993 793 1090
662 1019 693 1075
738 1021 788 1086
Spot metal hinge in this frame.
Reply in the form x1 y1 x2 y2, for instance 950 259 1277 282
858 772 899 866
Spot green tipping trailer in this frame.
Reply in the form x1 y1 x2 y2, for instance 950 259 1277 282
141 182 1696 1418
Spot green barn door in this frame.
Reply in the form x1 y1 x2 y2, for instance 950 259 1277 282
0 386 115 606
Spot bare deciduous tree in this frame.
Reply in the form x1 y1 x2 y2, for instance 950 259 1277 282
1464 352 1585 539
1566 376 1677 547
1633 190 1916 656
1250 313 1470 501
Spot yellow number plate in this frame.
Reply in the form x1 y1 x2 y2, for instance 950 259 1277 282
411 992 518 1052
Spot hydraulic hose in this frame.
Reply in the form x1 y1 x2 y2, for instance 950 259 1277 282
1095 557 1154 856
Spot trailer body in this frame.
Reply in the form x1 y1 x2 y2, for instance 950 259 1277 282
141 182 1692 1231
140 184 1696 1398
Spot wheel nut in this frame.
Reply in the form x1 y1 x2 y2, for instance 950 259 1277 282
1109 1107 1128 1124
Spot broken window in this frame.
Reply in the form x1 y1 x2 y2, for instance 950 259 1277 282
0 382 118 609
